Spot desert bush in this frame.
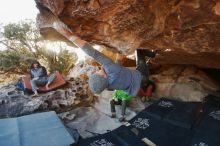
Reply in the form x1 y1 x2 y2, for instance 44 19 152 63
38 47 77 75
0 20 78 76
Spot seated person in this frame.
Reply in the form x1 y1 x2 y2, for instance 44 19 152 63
30 60 56 97
110 90 132 122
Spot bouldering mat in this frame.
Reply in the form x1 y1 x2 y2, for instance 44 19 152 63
78 97 220 146
189 95 220 146
144 98 201 129
0 111 75 146
144 98 183 120
163 101 201 129
78 132 123 146
22 71 66 92
127 111 192 146
189 109 220 146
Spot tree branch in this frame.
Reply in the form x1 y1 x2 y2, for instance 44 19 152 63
0 40 17 51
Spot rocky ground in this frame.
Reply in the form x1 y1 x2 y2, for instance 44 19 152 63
0 76 94 117
0 62 219 138
151 65 220 101
0 62 146 138
0 80 148 138
59 90 149 138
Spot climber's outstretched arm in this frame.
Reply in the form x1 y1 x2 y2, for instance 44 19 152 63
55 27 113 67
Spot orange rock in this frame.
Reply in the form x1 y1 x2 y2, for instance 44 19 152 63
36 0 220 69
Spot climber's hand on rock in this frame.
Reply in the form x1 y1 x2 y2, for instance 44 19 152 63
55 26 73 38
115 53 124 62
58 28 79 43
53 21 86 47
53 22 77 40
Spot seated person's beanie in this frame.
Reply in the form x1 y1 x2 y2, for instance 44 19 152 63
89 74 108 94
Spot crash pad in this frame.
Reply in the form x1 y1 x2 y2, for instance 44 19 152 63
144 98 182 120
189 95 220 146
78 132 123 146
22 71 66 92
78 97 220 146
163 101 201 129
128 111 192 146
189 109 220 146
111 125 153 146
0 111 75 146
144 98 201 129
204 95 220 110
78 111 192 146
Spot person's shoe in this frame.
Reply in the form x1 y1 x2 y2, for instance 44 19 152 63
143 49 156 58
31 93 39 98
46 84 50 90
141 96 150 102
119 117 126 122
141 96 145 102
111 113 116 118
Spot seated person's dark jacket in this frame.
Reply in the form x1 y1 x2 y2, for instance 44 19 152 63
30 62 47 79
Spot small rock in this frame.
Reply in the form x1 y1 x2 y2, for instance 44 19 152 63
59 112 76 121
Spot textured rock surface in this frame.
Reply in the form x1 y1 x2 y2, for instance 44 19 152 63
35 0 220 68
0 73 148 139
59 90 151 138
151 66 220 101
68 61 99 78
0 75 95 118
59 107 122 138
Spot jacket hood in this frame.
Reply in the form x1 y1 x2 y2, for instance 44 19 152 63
30 60 41 68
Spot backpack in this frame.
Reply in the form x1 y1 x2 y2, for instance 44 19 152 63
16 78 24 91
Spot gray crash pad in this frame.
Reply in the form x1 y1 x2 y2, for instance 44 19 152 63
0 111 75 146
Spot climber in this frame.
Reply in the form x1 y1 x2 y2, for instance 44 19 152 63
30 60 56 97
54 24 156 121
136 49 156 102
110 50 156 121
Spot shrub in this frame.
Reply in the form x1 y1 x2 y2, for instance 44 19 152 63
37 47 77 75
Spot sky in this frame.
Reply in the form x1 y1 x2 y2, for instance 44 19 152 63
0 0 86 61
0 0 39 24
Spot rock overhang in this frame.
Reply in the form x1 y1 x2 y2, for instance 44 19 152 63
35 0 220 68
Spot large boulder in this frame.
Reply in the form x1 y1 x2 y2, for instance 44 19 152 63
0 75 96 118
35 0 220 69
151 66 220 101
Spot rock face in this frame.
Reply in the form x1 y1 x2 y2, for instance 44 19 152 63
151 66 220 101
35 0 220 69
0 65 148 138
58 89 149 138
68 61 99 78
0 75 96 118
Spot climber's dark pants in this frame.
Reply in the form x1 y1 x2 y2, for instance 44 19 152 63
136 49 156 89
110 99 127 117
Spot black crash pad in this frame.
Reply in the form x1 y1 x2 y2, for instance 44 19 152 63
127 111 192 146
144 98 201 129
144 98 183 120
78 96 220 146
78 132 123 146
190 109 220 146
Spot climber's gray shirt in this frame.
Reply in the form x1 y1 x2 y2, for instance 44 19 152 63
81 43 141 96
